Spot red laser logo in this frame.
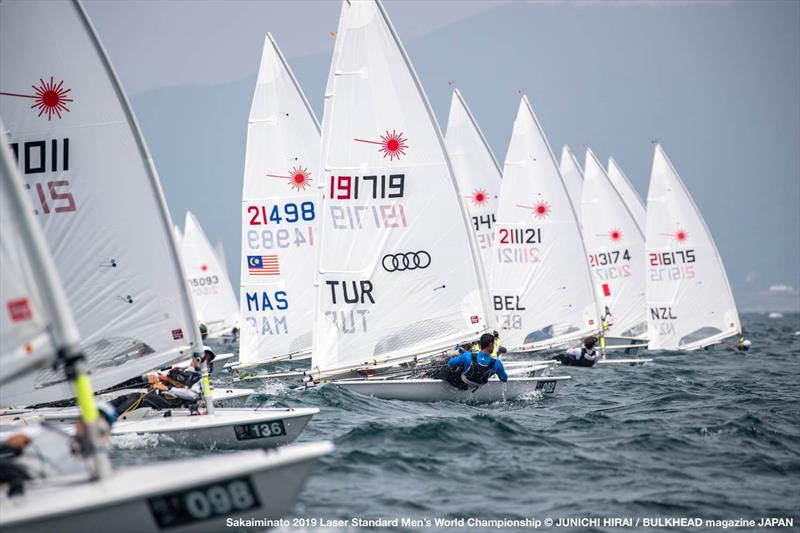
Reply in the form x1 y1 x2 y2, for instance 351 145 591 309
660 228 689 243
354 130 408 161
0 77 73 120
468 188 488 207
200 264 208 272
266 166 312 192
609 228 623 241
516 200 551 219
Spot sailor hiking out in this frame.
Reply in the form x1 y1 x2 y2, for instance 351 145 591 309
730 335 752 352
110 347 216 416
442 333 508 390
554 336 601 367
0 403 116 497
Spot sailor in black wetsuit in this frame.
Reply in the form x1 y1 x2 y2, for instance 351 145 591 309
109 347 215 416
443 333 508 390
554 336 601 367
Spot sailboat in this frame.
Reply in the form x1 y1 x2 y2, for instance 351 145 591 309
236 33 320 372
645 144 742 350
559 145 585 219
0 125 332 533
444 88 502 272
490 96 600 354
181 211 239 340
581 148 650 358
607 156 647 232
0 0 316 448
304 0 567 401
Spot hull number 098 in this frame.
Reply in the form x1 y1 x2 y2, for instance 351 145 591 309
148 476 260 528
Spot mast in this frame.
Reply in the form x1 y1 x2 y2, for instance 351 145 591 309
0 128 111 478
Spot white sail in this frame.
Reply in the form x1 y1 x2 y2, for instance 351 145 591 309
582 148 647 338
182 211 239 337
645 144 740 350
239 34 320 366
0 0 201 406
215 240 228 277
490 96 599 351
312 0 491 375
559 145 584 220
444 89 502 271
174 225 183 246
1 128 80 383
607 156 646 232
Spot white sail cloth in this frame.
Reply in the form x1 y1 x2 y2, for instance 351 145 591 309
581 148 647 338
444 89 502 271
312 0 490 374
490 97 599 351
0 129 78 384
239 34 321 366
645 145 740 350
181 212 239 337
0 0 200 406
559 145 584 220
607 156 647 232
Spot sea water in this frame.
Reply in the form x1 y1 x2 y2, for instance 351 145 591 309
110 313 800 531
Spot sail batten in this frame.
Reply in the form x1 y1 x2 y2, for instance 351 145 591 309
645 145 740 350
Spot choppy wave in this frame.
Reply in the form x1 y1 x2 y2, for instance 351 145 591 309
111 313 800 528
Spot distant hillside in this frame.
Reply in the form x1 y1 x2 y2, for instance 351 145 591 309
130 0 800 305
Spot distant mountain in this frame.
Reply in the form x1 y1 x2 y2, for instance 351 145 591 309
130 0 800 300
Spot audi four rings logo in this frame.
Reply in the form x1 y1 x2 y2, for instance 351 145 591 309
382 251 432 272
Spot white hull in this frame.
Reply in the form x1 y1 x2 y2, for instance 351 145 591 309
333 376 570 402
110 408 318 449
0 388 254 424
235 369 308 384
597 358 653 366
0 441 332 533
502 361 550 377
604 336 649 356
504 357 652 369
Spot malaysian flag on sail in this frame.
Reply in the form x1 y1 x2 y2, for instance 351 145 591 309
247 255 280 276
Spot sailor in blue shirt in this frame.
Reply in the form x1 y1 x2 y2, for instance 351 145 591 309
444 333 508 390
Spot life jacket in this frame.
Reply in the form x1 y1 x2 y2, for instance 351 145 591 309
164 367 200 389
576 347 598 367
461 353 496 386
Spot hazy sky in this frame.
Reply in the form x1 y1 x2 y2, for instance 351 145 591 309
84 0 800 310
